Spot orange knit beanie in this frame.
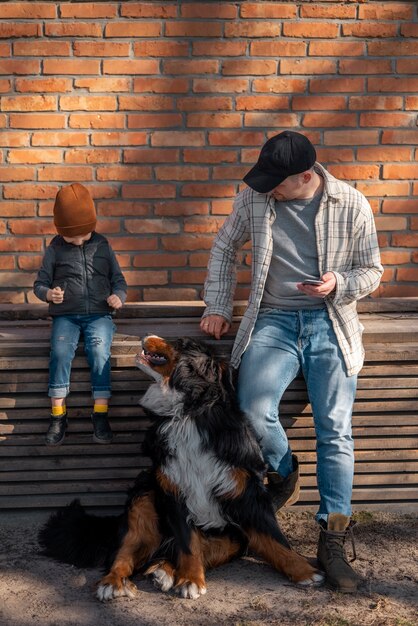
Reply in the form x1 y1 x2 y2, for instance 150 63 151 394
53 183 97 237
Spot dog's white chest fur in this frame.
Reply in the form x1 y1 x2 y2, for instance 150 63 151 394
159 418 235 530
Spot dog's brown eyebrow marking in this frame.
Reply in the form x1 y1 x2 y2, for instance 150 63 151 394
156 468 179 497
221 468 249 500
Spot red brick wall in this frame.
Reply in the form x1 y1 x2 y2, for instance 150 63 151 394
1 1 418 304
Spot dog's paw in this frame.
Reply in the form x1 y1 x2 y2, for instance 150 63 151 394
296 571 324 587
152 567 175 593
96 576 138 601
176 581 207 600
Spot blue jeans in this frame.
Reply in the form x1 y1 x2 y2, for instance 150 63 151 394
238 308 357 522
48 314 115 400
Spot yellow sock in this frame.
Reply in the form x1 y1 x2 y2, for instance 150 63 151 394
94 404 108 413
51 406 65 417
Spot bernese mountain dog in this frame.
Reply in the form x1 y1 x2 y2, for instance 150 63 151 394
39 335 323 601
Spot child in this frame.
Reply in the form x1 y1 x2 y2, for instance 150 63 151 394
34 183 128 446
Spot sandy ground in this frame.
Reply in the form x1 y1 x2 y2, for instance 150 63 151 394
0 509 417 626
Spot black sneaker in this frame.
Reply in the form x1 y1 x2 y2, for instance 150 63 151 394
45 413 67 446
91 412 113 444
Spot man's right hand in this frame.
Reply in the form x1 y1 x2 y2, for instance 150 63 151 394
47 286 64 304
200 314 230 340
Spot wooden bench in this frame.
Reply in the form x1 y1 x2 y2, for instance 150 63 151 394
1 300 417 513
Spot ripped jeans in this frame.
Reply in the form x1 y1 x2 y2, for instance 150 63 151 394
48 314 115 399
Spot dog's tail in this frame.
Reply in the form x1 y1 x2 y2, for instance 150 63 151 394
38 499 122 568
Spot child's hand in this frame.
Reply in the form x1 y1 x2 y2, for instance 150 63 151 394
47 286 65 304
107 294 123 310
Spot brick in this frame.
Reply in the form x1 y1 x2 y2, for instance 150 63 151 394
97 201 150 217
292 96 346 111
105 23 162 37
122 184 176 199
45 23 102 37
0 132 29 147
222 59 277 76
283 23 339 38
8 149 61 164
119 95 173 111
315 148 354 163
383 165 418 180
143 288 198 301
9 219 56 235
253 77 306 93
134 77 189 93
0 201 35 217
128 114 182 128
65 148 120 165
250 41 306 56
212 165 247 180
240 3 296 18
75 78 131 92
193 41 246 56
357 182 410 197
69 114 125 129
178 97 233 112
359 3 414 19
172 269 208 283
342 24 397 38
181 183 236 198
0 256 15 269
0 166 34 181
357 147 411 162
154 201 209 216
360 112 417 127
154 166 208 181
166 22 222 37
406 97 418 110
382 130 418 144
391 233 418 247
382 199 418 214
327 165 379 180
44 59 100 75
397 269 418 282
162 235 214 251
123 270 167 286
349 96 403 110
103 59 159 75
151 131 205 147
1 95 56 112
181 3 237 18
61 3 117 18
380 251 411 265
91 132 147 146
303 113 356 128
32 132 88 147
0 237 43 252
340 59 391 75
0 3 56 18
96 166 151 181
236 95 288 111
401 24 418 37
187 113 241 128
10 113 65 129
301 5 356 18
324 130 378 145
193 78 249 93
0 24 40 38
369 78 418 93
125 219 180 235
244 112 298 127
15 78 71 93
309 41 364 56
0 60 40 75
74 42 130 57
124 148 179 163
368 41 418 56
225 22 280 38
133 253 188 268
108 237 158 252
209 131 264 146
135 41 189 57
60 96 117 111
282 59 337 75
310 77 364 93
189 252 210 266
397 59 418 74
0 79 11 92
164 60 219 74
13 41 70 56
122 3 177 18
38 166 92 182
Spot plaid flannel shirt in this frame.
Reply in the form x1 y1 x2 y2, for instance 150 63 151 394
203 163 383 376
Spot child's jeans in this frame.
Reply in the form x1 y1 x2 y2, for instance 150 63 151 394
237 308 357 523
48 314 116 400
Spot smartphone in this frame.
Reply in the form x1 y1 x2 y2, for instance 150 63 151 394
301 279 324 286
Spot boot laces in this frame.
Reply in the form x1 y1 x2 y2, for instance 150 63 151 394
325 522 357 564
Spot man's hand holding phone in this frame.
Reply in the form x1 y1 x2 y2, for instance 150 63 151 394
297 272 336 298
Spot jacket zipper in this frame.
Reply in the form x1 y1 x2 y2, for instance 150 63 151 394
81 244 89 314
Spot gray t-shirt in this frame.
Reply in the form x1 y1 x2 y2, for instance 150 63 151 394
260 191 326 310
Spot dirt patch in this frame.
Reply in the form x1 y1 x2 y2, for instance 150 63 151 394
0 509 416 626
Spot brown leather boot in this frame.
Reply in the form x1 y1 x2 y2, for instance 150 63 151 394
317 513 363 593
267 454 300 512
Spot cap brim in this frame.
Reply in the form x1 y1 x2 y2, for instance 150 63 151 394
243 165 286 193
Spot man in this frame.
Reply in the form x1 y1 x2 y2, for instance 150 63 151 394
200 130 383 592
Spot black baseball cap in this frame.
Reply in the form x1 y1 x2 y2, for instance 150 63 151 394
243 131 317 193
